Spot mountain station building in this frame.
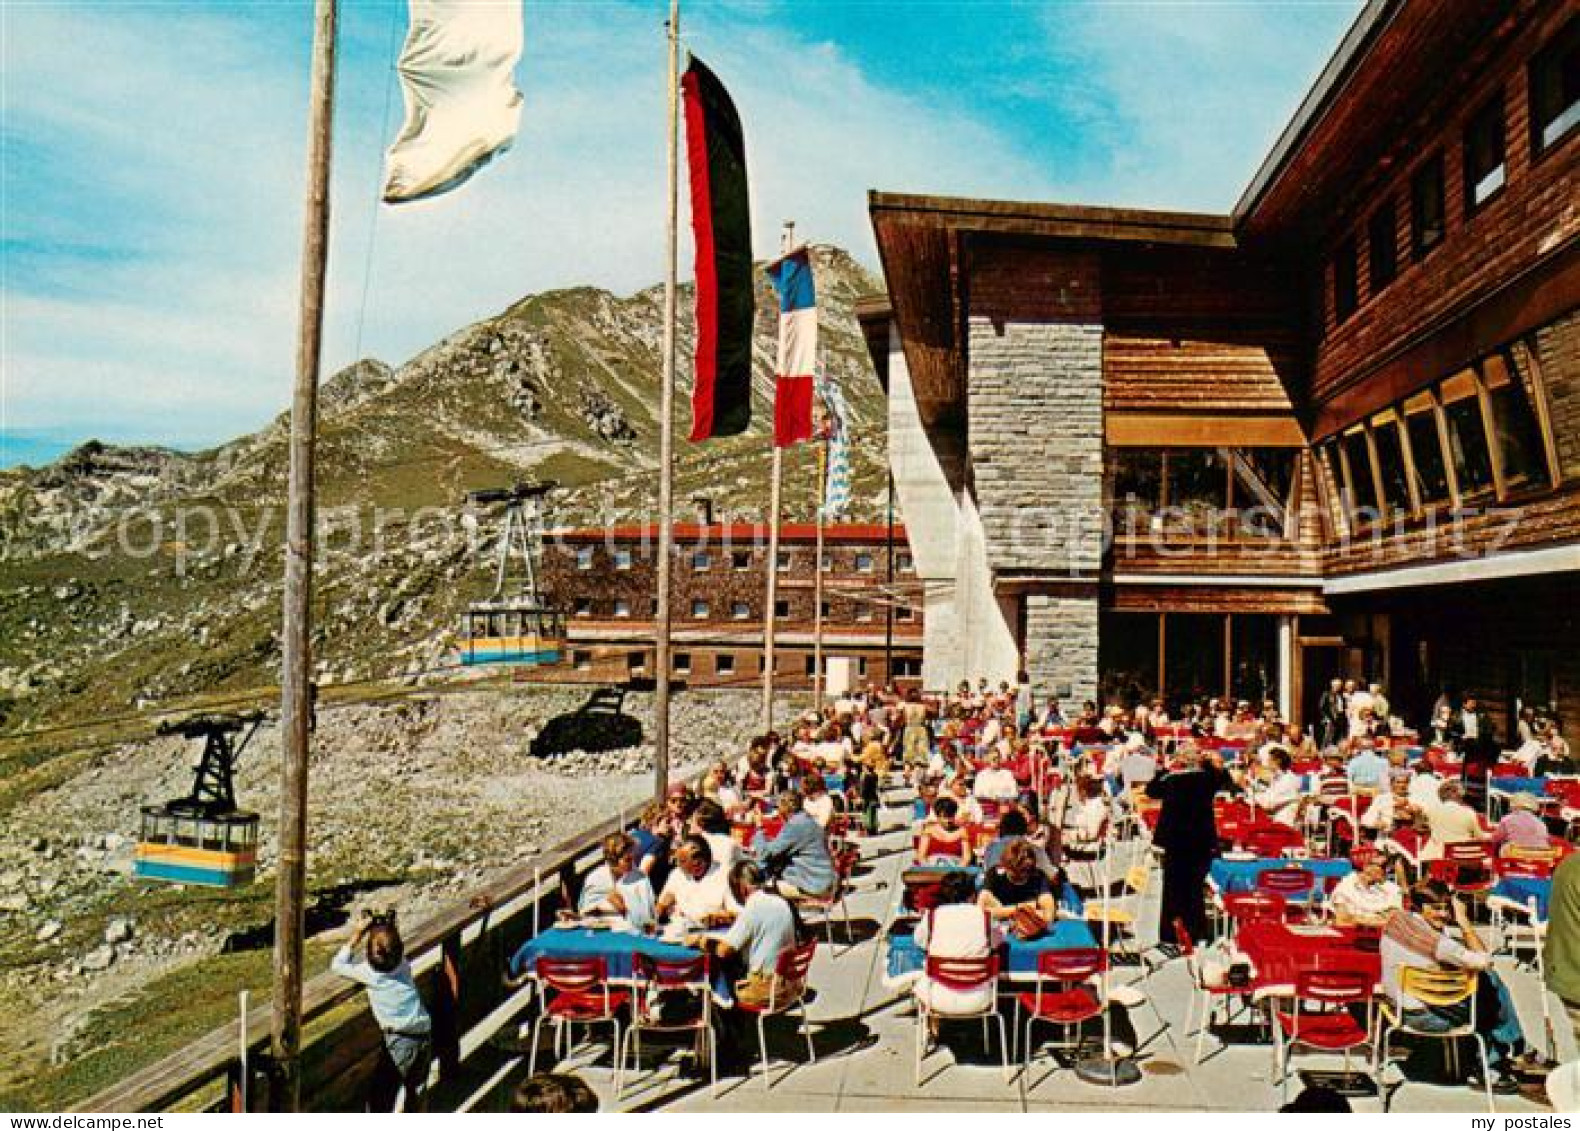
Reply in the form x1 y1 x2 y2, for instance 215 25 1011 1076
859 0 1579 734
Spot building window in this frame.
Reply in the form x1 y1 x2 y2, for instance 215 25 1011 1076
1232 449 1297 537
731 550 751 571
1110 449 1164 528
819 600 831 619
1463 91 1507 211
1332 237 1358 323
674 652 691 675
1403 392 1452 506
1530 17 1580 156
691 551 710 572
774 598 790 619
572 650 592 669
896 551 914 572
613 549 633 570
1481 352 1547 490
857 657 868 676
804 654 817 676
1370 411 1413 517
854 552 874 572
650 598 660 616
1166 448 1229 534
893 656 921 678
576 547 594 571
1411 153 1446 258
1440 369 1496 497
691 599 709 619
1339 427 1380 522
613 599 631 618
730 600 750 620
628 652 647 675
573 597 593 617
896 605 914 623
855 602 874 623
1368 199 1398 294
775 550 791 571
716 654 736 675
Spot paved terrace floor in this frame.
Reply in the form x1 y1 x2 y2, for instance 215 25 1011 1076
434 789 1569 1114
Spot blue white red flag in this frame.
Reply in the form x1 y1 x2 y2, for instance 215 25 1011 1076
819 375 851 519
766 248 817 447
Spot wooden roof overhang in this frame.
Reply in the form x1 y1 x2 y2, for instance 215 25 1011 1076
868 191 1237 429
1234 0 1521 244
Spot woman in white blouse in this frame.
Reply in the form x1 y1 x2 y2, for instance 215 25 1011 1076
912 872 1002 1018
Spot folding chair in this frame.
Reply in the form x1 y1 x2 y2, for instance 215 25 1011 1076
1375 966 1494 1114
527 956 628 1078
1017 948 1107 1095
617 953 716 1099
1271 967 1377 1100
735 940 819 1091
914 952 1010 1085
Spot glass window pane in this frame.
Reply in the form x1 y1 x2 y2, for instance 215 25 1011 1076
1464 92 1507 209
1166 449 1228 534
1443 384 1495 496
1404 402 1451 504
1483 355 1546 487
1411 154 1446 258
1233 449 1295 536
1098 611 1159 708
1531 17 1580 154
1371 416 1413 515
1341 430 1379 519
1368 200 1398 292
1231 615 1278 707
1333 238 1358 322
1109 449 1162 529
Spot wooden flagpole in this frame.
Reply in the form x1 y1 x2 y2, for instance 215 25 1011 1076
760 220 793 733
654 0 680 799
813 436 827 712
271 0 336 1111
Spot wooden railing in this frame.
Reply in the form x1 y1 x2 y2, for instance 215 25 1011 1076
78 804 644 1112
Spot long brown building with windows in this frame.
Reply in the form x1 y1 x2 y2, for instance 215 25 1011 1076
861 0 1578 734
539 521 923 689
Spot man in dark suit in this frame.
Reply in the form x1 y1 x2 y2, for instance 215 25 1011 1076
1454 694 1499 808
1145 746 1236 944
1317 678 1346 750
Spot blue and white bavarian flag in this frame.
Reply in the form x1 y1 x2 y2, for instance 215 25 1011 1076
819 375 851 520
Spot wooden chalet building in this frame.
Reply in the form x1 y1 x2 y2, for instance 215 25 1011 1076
539 518 923 689
860 0 1579 733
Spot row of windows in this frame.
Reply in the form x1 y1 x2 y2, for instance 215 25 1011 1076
572 546 915 574
1316 346 1550 529
607 651 921 679
1331 17 1578 324
568 596 917 622
1107 447 1300 538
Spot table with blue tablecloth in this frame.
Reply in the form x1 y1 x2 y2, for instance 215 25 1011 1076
884 917 1098 988
1208 857 1353 900
509 926 735 1004
1491 875 1552 919
1491 776 1550 797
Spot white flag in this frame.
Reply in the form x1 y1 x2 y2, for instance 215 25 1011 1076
383 0 524 204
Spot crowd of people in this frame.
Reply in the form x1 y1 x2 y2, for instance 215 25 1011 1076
327 673 1580 1110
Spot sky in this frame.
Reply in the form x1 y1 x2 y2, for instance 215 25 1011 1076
1 0 1363 467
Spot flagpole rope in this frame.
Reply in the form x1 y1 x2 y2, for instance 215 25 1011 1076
350 0 404 370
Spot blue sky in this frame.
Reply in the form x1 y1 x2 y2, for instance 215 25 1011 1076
1 0 1361 467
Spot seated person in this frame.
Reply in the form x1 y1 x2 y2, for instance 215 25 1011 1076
756 790 836 900
1535 724 1579 777
737 738 774 796
577 832 656 930
655 835 739 928
692 860 800 1011
1407 760 1444 816
1491 792 1551 853
946 772 985 826
1422 780 1487 861
981 806 1056 877
1328 855 1403 927
978 838 1060 933
631 801 674 893
1381 880 1538 1093
801 772 836 828
972 748 1019 805
1116 735 1158 793
1346 741 1390 793
1250 748 1304 827
689 798 740 871
1360 776 1416 836
912 872 1002 1019
916 796 972 865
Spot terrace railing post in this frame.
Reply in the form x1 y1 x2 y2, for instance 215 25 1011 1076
434 933 464 1081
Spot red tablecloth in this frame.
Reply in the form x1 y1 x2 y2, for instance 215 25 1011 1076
1235 922 1381 991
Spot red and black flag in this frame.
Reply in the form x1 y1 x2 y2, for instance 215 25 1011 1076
681 54 753 442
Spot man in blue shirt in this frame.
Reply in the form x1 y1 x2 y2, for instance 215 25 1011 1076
755 790 835 899
1347 741 1390 793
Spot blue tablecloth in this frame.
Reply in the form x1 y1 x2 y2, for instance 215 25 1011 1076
1492 875 1552 919
1208 857 1353 899
1491 776 1548 796
886 917 1099 984
509 926 703 980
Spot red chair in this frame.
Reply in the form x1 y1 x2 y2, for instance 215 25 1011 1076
735 940 818 1090
1243 825 1305 857
914 952 1009 1085
1255 867 1318 919
1175 918 1255 1064
618 953 715 1099
1429 841 1495 904
1272 968 1377 1099
1016 948 1107 1093
527 956 628 1078
1221 891 1288 936
797 843 861 954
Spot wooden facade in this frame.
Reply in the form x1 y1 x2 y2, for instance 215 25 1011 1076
868 0 1579 733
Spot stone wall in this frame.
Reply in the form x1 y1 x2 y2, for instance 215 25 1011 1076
1024 594 1098 705
967 317 1106 577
